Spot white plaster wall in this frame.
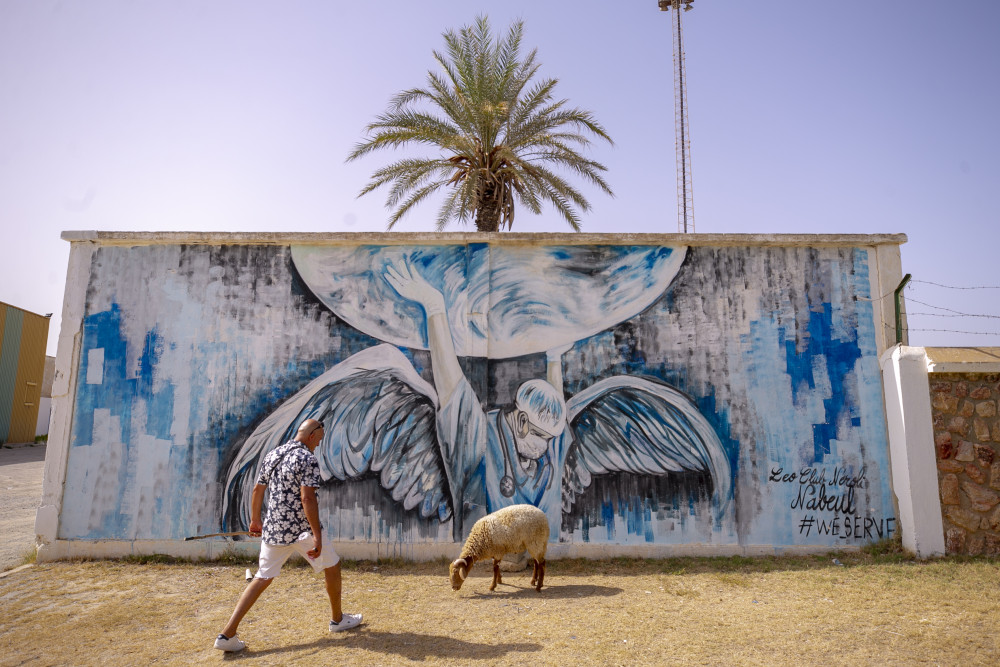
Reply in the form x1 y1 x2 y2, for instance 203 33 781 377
880 345 945 558
35 239 94 552
871 242 907 353
34 397 51 436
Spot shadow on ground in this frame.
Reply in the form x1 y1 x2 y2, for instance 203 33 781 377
224 631 542 662
467 583 623 599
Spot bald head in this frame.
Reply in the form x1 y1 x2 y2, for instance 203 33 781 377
297 419 322 436
295 418 325 451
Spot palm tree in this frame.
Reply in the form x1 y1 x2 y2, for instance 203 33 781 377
347 16 614 232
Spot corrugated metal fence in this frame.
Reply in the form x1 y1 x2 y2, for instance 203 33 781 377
0 302 50 443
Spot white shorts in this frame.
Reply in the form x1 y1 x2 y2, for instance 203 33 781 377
256 532 340 579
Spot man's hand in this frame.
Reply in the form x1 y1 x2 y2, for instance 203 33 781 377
250 484 267 538
301 485 323 560
384 258 446 315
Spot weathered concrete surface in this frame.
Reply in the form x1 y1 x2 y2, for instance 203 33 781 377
61 229 909 247
0 445 45 571
925 347 1000 373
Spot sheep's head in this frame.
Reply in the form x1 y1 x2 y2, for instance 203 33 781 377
449 557 470 591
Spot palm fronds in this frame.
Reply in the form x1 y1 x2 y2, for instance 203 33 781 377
347 15 614 232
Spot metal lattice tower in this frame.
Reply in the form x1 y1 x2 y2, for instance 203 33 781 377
658 0 696 233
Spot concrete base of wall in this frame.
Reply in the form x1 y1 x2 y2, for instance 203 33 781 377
36 539 860 563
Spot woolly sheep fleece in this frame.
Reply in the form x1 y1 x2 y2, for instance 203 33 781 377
450 504 549 591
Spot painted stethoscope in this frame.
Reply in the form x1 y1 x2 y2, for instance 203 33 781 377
496 411 553 498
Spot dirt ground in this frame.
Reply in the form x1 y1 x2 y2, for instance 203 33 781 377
1 555 999 666
0 444 45 572
2 447 999 664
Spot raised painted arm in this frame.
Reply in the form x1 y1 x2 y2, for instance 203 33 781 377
384 259 465 405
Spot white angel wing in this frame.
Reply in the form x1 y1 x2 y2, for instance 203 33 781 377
563 376 732 519
221 344 449 531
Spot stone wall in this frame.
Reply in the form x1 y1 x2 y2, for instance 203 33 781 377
932 373 1000 555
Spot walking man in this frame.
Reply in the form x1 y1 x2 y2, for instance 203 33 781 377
214 418 362 652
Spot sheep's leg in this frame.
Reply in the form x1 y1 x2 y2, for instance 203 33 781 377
490 559 502 591
530 559 539 587
534 559 546 592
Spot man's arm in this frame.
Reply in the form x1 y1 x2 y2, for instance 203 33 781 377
301 485 322 558
249 483 266 537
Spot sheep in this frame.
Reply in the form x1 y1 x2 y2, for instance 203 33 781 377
449 504 549 593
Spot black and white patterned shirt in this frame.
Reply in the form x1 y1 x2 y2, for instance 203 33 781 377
255 440 322 545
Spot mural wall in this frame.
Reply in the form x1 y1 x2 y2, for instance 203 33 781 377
48 235 902 554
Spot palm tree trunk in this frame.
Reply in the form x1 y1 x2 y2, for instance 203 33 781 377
475 184 502 232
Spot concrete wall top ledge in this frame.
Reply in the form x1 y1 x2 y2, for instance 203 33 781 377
61 230 908 248
925 347 1000 373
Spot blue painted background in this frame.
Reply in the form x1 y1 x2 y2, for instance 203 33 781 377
58 242 895 549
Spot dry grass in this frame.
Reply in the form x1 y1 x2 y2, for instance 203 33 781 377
19 548 37 568
1 546 998 666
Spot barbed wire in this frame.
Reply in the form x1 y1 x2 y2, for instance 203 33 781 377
857 278 1000 304
841 278 999 338
909 312 995 319
859 286 901 303
899 279 1000 339
906 298 1000 319
883 322 1000 339
904 327 1000 336
911 279 1000 290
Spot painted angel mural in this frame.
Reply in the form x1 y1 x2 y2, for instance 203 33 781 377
221 245 732 542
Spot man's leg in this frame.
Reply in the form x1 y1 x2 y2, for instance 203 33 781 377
323 563 343 623
222 576 272 638
325 563 362 632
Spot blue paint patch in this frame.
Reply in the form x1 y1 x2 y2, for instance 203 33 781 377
68 304 177 538
644 501 654 542
139 328 173 441
601 501 615 541
696 391 740 501
625 497 641 536
781 303 863 462
620 498 656 543
72 306 175 451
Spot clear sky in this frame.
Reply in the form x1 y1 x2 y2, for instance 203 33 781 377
2 0 998 357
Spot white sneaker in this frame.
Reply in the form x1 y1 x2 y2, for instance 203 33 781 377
214 633 246 652
329 613 362 632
